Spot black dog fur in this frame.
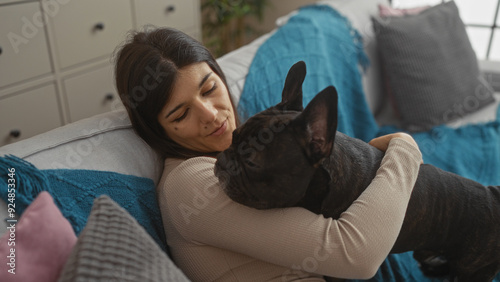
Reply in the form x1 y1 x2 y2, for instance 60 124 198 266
215 61 500 281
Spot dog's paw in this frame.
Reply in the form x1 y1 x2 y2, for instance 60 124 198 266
414 250 450 277
419 256 450 277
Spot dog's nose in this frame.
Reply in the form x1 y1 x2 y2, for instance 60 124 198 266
214 157 225 173
214 152 231 176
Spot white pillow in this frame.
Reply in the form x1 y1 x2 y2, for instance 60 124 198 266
0 110 164 185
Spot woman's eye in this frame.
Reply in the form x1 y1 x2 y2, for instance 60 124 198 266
203 83 217 96
173 109 189 123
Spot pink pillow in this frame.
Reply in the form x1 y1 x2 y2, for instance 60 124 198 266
378 4 430 17
0 192 77 282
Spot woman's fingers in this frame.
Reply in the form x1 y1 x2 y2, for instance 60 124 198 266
368 133 419 152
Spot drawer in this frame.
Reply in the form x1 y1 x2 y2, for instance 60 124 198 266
64 65 121 122
0 84 62 146
134 0 198 31
0 2 52 88
48 0 133 69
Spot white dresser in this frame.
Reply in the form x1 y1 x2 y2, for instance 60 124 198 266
0 0 201 146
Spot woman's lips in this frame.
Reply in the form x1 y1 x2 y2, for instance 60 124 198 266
209 120 228 136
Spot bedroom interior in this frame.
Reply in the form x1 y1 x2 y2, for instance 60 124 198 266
0 0 499 281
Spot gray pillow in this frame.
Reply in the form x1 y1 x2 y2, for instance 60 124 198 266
373 1 495 132
57 195 189 282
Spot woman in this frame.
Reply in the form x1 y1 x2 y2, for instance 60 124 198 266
115 27 423 281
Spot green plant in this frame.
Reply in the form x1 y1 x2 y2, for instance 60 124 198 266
202 0 268 57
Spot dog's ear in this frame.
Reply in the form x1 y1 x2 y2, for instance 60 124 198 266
293 86 338 166
276 61 306 111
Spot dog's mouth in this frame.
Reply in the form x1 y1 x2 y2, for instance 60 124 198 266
216 147 311 210
215 158 262 207
215 153 279 210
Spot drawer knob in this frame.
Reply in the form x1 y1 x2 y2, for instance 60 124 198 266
166 5 175 13
0 46 2 55
9 130 21 138
104 93 115 101
94 22 105 31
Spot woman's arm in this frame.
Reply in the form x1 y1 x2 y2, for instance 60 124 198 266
160 136 422 279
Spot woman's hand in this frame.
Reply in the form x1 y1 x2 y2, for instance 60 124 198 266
369 133 419 153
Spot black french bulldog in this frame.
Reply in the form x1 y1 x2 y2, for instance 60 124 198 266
214 61 500 282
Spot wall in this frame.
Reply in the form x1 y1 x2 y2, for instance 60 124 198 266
253 0 318 35
201 0 317 55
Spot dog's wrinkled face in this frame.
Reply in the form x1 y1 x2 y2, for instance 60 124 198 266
215 107 312 209
215 61 338 210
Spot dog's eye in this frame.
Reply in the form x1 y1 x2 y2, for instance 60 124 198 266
244 159 260 169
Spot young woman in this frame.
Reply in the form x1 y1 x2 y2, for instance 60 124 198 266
115 27 423 281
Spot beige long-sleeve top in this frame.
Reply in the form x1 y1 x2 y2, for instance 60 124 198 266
157 138 423 281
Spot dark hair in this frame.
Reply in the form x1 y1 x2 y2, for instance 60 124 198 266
114 27 239 159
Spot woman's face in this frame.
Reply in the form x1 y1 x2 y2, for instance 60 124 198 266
158 62 237 153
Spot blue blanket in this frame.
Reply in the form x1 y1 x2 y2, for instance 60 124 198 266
239 5 378 142
240 4 500 282
379 107 500 186
0 155 168 253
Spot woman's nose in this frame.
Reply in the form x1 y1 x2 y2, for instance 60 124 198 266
198 100 217 124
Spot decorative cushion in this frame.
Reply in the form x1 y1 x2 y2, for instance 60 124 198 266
0 155 167 253
378 4 429 17
58 195 189 282
373 1 495 131
0 192 77 282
